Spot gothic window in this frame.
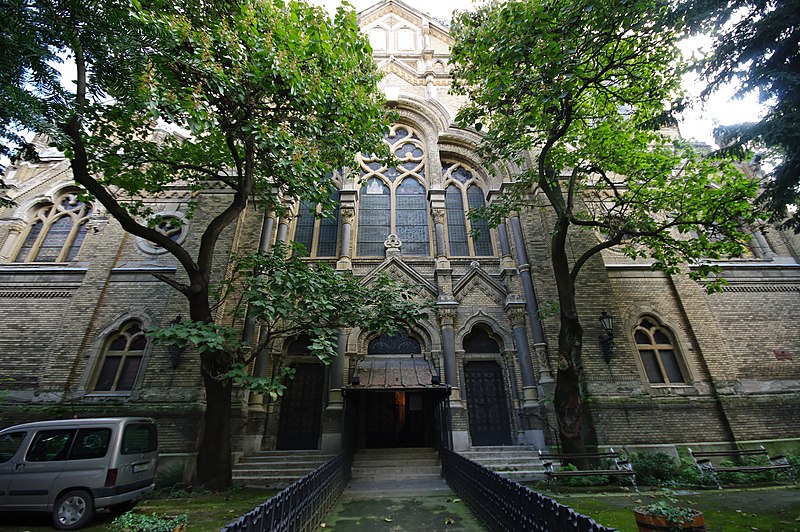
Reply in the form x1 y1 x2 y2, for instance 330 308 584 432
137 213 189 255
14 190 92 263
368 331 422 355
442 162 494 256
356 125 430 257
292 190 340 258
92 321 147 392
634 316 687 384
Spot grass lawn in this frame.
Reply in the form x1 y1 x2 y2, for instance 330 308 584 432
0 488 277 532
539 484 800 532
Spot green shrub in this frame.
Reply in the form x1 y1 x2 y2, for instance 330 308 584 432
717 455 775 484
109 511 187 532
630 452 679 486
674 450 702 487
557 463 610 487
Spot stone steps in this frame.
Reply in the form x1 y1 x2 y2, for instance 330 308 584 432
232 450 335 489
351 447 441 482
458 445 546 482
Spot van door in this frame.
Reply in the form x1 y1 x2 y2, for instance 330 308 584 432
0 431 30 507
6 428 76 511
114 422 158 489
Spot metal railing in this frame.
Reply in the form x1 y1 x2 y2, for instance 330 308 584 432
220 453 351 532
440 449 616 532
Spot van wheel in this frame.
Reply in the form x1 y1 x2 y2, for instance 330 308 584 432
52 490 95 530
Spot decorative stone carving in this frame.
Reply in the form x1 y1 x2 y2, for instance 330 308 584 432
340 206 355 226
431 207 446 225
436 307 457 328
384 233 402 249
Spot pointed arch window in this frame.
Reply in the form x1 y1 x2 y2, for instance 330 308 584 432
442 163 494 257
93 321 147 392
634 316 687 384
14 190 92 263
356 125 430 257
292 189 340 258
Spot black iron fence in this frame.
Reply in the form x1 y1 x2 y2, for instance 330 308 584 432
440 449 616 532
220 453 351 532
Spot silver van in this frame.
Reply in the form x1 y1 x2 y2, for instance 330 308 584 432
0 417 158 530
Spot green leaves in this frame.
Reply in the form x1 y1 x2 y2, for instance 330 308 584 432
149 319 242 354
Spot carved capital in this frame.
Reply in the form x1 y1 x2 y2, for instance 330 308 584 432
506 305 527 327
340 206 355 225
436 307 457 327
431 207 446 225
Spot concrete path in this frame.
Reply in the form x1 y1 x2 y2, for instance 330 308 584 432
320 477 487 531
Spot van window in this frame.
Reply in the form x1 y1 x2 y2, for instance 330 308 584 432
68 428 111 460
122 424 157 454
0 431 26 462
27 429 76 462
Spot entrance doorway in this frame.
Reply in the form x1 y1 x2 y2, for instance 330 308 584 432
348 390 438 448
464 361 512 446
276 363 324 450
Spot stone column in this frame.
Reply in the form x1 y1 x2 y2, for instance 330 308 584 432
428 188 449 268
437 305 459 395
244 210 278 454
337 189 356 270
506 301 538 403
508 213 552 381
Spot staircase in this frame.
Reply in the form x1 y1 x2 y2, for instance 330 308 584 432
232 450 336 489
351 447 441 482
457 446 545 483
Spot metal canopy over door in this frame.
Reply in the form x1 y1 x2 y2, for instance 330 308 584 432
276 363 325 450
464 361 512 446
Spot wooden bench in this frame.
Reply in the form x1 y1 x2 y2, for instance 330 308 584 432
688 446 796 489
538 448 638 492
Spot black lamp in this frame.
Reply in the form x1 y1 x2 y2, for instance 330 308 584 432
598 310 614 363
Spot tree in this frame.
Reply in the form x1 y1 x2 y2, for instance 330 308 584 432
1 0 395 488
152 242 428 402
672 0 800 230
450 0 761 455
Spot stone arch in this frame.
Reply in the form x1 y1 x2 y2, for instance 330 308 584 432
78 310 158 392
456 311 514 353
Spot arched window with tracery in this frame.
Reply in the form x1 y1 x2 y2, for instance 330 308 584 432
292 189 340 258
356 125 430 257
14 190 92 263
634 316 687 384
442 162 494 257
92 321 147 392
368 331 422 355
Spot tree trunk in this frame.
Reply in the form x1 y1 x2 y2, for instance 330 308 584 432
550 217 588 464
195 361 232 490
189 293 233 490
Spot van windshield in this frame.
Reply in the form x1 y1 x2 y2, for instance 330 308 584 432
122 423 157 454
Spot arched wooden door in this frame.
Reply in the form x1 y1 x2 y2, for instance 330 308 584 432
464 361 512 446
276 363 325 450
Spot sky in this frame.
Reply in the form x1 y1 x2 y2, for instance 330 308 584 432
310 0 765 148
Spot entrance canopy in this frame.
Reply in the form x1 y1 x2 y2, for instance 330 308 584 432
348 357 445 389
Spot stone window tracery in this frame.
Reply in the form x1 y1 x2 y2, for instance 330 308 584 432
634 316 687 384
92 321 147 392
356 125 430 256
442 162 494 257
14 190 92 263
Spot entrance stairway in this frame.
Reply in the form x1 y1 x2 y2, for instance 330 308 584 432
351 447 441 482
457 446 545 483
232 450 335 489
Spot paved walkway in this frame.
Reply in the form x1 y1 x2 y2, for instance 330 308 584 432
321 477 487 531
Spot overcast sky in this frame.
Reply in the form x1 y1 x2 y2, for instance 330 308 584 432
310 0 764 148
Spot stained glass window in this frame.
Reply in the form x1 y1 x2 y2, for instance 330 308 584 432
14 190 91 263
442 162 494 257
292 191 339 258
356 125 430 257
634 316 687 384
